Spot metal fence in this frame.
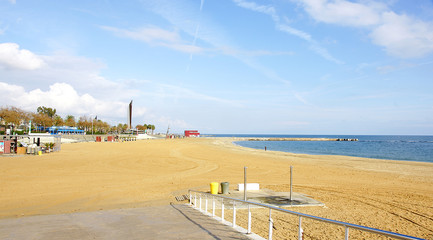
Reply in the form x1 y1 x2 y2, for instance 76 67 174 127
188 190 423 240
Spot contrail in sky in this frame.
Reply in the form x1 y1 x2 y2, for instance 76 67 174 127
187 0 205 70
200 0 204 11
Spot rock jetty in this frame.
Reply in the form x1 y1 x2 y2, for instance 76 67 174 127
247 138 358 141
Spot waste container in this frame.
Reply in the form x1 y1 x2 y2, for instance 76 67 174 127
210 182 219 194
221 182 229 194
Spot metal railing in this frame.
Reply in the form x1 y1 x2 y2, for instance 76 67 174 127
188 190 423 240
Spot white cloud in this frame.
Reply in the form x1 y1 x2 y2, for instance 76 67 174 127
233 0 280 22
298 0 384 27
0 43 146 124
101 26 204 54
1 49 139 100
295 0 433 58
370 12 433 58
0 43 45 70
0 82 143 119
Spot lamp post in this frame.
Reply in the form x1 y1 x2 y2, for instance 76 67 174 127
89 114 95 136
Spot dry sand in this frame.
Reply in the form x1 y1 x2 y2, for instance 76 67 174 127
1 138 432 239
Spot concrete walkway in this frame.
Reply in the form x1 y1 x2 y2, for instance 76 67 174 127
0 204 252 240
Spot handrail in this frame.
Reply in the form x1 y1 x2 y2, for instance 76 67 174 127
188 190 424 240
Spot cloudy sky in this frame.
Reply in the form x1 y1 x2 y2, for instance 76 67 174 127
1 0 433 134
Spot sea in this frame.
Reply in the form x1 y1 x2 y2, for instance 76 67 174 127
205 134 433 164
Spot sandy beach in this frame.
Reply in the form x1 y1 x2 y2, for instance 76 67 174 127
1 138 432 239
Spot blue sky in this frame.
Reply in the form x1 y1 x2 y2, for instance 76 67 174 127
1 0 433 134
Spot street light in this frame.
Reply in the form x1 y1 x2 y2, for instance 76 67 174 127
89 114 96 136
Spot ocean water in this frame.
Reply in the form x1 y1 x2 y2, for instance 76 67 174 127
207 134 433 163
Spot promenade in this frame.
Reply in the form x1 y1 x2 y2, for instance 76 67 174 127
0 204 252 240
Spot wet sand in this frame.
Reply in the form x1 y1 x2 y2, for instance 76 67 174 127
1 138 432 239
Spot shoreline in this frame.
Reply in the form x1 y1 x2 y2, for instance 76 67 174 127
228 136 433 164
220 137 433 167
1 137 432 238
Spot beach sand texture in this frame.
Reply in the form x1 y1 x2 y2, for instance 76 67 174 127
1 138 432 239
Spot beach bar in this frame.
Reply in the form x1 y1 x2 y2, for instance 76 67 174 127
46 126 85 135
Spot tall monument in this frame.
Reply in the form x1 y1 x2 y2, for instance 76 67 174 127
127 100 133 130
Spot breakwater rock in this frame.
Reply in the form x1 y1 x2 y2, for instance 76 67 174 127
247 138 358 141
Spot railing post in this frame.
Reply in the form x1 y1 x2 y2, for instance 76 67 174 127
233 201 236 227
345 226 349 240
290 166 293 202
212 196 215 216
247 204 252 234
205 196 208 212
221 200 225 222
187 190 421 240
244 166 247 201
199 194 202 211
268 209 273 240
298 216 303 240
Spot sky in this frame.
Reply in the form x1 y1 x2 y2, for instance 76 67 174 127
1 0 433 135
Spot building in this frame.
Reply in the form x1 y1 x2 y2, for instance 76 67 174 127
184 130 200 137
46 126 85 135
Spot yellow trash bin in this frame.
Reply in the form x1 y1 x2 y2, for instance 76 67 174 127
38 151 42 155
210 182 219 194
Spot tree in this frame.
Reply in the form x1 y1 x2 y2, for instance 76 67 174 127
0 106 30 133
146 124 153 133
37 106 56 118
65 115 76 127
77 116 91 132
136 124 146 131
122 123 128 132
32 113 53 130
109 125 117 134
54 115 64 126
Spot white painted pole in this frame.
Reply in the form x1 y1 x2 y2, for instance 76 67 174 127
212 196 215 216
345 226 349 240
199 195 202 211
221 201 225 222
290 166 293 202
205 197 208 212
298 216 303 240
244 166 247 201
232 201 236 227
247 204 252 234
268 209 273 240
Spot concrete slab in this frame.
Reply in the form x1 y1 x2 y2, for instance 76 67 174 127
193 189 324 209
0 204 254 240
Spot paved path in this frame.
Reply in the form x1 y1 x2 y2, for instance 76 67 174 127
0 204 252 240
